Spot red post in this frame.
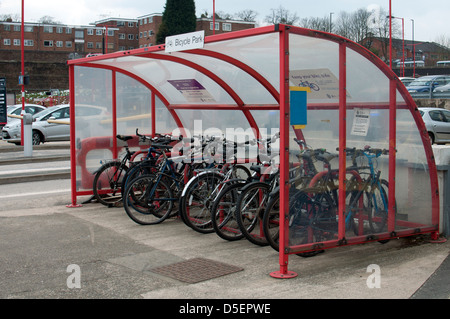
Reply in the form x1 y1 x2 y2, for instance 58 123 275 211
338 42 347 240
66 64 82 208
112 71 118 158
388 79 396 232
270 25 297 279
20 0 25 146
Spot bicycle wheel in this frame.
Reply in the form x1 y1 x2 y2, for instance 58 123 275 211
93 161 128 206
210 181 247 241
231 164 251 180
262 191 280 251
121 159 158 197
288 189 336 257
123 174 174 225
179 171 224 233
367 179 393 234
235 182 271 246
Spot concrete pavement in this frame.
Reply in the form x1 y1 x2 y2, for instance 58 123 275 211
0 139 448 301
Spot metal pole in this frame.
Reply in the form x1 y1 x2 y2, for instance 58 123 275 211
21 0 25 146
402 18 404 77
389 0 392 69
411 19 415 77
213 0 215 35
338 42 347 240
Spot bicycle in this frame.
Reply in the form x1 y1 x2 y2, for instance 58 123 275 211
122 143 186 225
92 132 160 207
178 136 253 234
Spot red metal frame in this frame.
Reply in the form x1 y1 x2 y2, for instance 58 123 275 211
66 24 440 275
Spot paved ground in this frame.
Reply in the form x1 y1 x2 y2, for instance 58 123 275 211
0 139 448 303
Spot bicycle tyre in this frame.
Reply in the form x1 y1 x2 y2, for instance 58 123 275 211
235 182 271 246
367 179 394 235
93 161 128 206
210 181 247 241
123 174 174 225
179 171 224 233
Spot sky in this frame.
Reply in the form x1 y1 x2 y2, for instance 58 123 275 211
1 0 449 43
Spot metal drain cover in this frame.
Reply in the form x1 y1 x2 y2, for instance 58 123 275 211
150 257 243 283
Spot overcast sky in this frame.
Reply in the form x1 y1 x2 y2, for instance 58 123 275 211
1 0 448 42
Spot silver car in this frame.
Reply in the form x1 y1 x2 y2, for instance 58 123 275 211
2 104 70 145
419 107 450 144
1 104 46 130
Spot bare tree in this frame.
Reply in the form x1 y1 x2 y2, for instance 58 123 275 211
299 16 329 32
265 5 299 25
38 16 61 24
235 9 258 22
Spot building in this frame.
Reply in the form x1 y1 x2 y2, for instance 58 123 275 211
0 14 256 96
361 37 450 67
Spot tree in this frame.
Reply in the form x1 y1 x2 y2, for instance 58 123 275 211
265 5 299 25
235 10 258 22
156 0 196 44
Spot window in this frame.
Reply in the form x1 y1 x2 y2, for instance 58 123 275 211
119 46 126 51
210 22 219 31
75 30 84 39
148 16 153 23
66 27 72 34
144 31 147 37
117 21 125 26
87 29 94 35
3 39 11 45
24 26 33 32
43 40 53 47
430 111 444 122
65 41 72 48
119 33 125 39
13 39 20 46
56 41 63 47
96 42 102 49
96 29 103 35
43 26 53 33
87 42 93 49
56 27 63 33
107 29 114 36
128 22 134 27
128 34 134 40
24 40 33 46
222 23 231 31
139 32 142 38
14 25 20 32
4 25 10 31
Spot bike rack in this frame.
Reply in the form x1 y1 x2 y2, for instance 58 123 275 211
67 24 441 278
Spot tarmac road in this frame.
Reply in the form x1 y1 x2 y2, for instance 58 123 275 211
0 140 448 302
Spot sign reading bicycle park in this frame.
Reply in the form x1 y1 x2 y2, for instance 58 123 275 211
165 30 205 53
290 68 348 100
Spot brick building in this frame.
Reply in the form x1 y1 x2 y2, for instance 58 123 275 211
0 15 255 96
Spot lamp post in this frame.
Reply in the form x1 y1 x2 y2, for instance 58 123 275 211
411 19 415 77
329 12 334 33
20 0 25 146
213 0 216 35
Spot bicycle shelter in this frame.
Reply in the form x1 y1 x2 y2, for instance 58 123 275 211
67 24 440 278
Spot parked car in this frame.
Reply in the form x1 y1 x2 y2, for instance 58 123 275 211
407 75 450 93
419 107 450 144
2 104 70 145
2 104 109 145
399 77 415 87
1 104 46 130
433 83 450 93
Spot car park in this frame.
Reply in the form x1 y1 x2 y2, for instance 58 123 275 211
433 83 450 92
1 104 46 130
2 104 109 145
407 75 450 93
399 77 415 87
418 107 450 144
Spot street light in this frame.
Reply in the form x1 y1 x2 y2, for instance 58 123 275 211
213 0 216 35
329 12 334 33
411 19 415 77
390 15 405 76
20 0 25 146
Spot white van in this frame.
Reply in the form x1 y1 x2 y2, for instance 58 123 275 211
436 61 450 67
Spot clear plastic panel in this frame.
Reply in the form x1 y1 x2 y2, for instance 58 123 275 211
115 72 152 136
74 66 114 191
